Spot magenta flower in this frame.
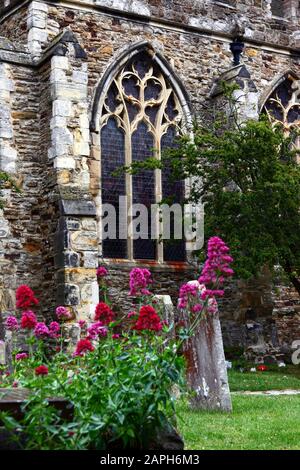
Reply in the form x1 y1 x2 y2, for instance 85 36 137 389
178 283 199 309
49 321 60 332
49 322 60 338
198 237 234 297
87 322 108 340
129 268 152 296
127 311 137 318
78 320 86 329
207 297 218 314
192 304 203 313
96 266 108 277
112 333 120 339
15 352 28 361
34 322 49 338
5 316 19 332
56 306 71 320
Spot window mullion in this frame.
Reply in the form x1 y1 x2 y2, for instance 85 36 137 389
155 138 164 263
125 135 133 261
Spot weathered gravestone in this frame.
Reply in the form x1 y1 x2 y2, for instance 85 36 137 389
182 312 232 412
155 292 232 411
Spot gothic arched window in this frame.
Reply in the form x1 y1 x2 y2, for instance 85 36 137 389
99 50 187 262
263 74 300 138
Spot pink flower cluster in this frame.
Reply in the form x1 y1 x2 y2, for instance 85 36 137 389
15 353 28 361
198 237 234 299
56 306 71 320
7 311 60 340
34 321 60 339
34 322 50 338
87 321 108 340
178 283 200 309
5 316 19 332
129 268 152 296
96 266 108 278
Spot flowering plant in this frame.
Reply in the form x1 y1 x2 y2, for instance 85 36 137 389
0 236 233 450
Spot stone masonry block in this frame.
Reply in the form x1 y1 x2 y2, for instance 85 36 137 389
51 84 87 101
51 56 70 70
83 251 98 269
28 28 48 43
53 100 72 117
29 1 49 13
54 156 76 169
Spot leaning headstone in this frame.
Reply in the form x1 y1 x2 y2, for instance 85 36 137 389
183 311 232 412
155 292 231 411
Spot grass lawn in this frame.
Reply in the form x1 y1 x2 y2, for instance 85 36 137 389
178 395 300 450
228 365 300 391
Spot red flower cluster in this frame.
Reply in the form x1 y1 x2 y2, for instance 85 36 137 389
257 365 268 372
35 365 49 376
74 338 94 357
16 285 39 310
94 302 115 325
134 305 162 332
21 311 37 330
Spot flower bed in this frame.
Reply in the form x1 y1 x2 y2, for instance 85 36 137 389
0 237 234 450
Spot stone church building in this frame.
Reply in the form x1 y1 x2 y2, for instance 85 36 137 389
0 0 300 360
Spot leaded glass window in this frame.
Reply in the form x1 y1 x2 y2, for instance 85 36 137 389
100 51 186 262
263 74 300 138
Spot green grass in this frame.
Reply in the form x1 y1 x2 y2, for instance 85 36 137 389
178 395 300 450
228 365 300 392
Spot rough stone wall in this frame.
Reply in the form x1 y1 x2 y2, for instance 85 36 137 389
0 62 44 319
0 6 28 44
0 0 299 357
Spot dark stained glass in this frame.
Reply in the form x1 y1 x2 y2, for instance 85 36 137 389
264 77 294 123
132 122 156 260
123 76 139 99
105 82 119 113
161 126 186 262
101 117 127 259
264 76 300 133
145 105 158 125
144 79 162 101
165 94 178 121
287 106 300 124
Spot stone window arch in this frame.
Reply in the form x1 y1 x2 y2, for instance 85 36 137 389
262 72 300 143
91 42 192 263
